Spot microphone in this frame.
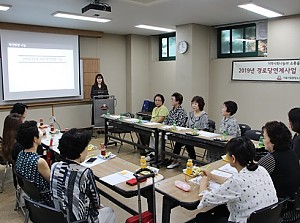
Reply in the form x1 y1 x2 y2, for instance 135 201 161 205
50 116 61 132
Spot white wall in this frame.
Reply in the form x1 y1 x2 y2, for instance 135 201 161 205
1 15 299 134
208 15 300 130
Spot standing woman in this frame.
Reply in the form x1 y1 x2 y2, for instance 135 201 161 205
90 74 109 125
90 73 108 98
288 107 300 159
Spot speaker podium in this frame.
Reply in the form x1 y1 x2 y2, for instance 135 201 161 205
93 95 115 128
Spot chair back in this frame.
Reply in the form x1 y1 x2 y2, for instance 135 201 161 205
247 200 286 223
244 130 263 141
293 186 300 210
208 119 216 133
24 196 67 223
121 112 135 118
239 124 251 136
14 171 43 201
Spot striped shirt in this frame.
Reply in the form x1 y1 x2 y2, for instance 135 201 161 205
50 161 100 223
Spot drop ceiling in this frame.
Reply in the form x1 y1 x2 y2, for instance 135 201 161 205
0 0 299 36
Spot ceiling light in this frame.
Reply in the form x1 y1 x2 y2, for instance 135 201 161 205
238 3 283 18
52 11 111 23
0 4 11 11
135 25 175 33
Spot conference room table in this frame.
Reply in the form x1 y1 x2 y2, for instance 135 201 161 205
102 115 236 166
102 114 164 165
90 156 164 215
159 127 228 166
155 159 227 223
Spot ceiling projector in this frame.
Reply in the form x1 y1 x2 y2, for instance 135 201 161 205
82 2 111 16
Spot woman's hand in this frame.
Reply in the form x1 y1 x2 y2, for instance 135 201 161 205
200 169 212 179
199 176 209 193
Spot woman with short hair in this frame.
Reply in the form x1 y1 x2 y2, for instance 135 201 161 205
50 128 115 223
258 121 300 222
167 96 208 169
15 120 51 206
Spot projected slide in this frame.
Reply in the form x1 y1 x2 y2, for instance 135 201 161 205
0 30 81 102
8 47 75 92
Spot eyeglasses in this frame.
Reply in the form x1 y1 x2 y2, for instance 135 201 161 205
155 99 162 101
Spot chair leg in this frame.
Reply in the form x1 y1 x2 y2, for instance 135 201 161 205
202 149 207 161
117 133 126 153
129 132 137 151
24 209 29 223
181 147 186 156
0 161 9 193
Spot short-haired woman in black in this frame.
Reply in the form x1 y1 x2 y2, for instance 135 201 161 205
288 107 300 159
258 121 300 222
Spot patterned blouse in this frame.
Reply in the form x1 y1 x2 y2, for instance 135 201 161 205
198 166 278 223
186 111 209 130
50 161 100 223
220 116 241 136
164 105 187 127
15 151 52 206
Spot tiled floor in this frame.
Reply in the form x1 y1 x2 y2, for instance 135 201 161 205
0 133 202 223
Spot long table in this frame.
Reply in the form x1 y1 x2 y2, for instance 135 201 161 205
160 128 228 165
91 157 164 215
102 115 163 164
155 160 227 223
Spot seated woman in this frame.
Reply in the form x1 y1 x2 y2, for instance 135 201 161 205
139 94 169 148
220 100 241 136
15 121 51 206
206 100 241 162
258 121 300 222
146 92 186 161
50 128 115 223
288 107 300 159
2 113 22 163
167 96 208 169
197 137 278 223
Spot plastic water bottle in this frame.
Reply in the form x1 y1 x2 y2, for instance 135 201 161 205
186 159 193 175
106 110 110 116
222 130 228 140
140 156 147 169
172 122 177 131
138 116 142 124
258 136 264 148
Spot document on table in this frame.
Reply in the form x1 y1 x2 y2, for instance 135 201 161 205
143 122 159 126
198 131 221 138
218 163 238 174
189 176 221 191
211 169 232 178
109 115 120 119
100 170 134 186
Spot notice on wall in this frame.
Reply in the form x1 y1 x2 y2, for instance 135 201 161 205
232 59 300 82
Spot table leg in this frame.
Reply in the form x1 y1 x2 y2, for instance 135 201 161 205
162 196 177 223
154 129 159 164
104 118 108 145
